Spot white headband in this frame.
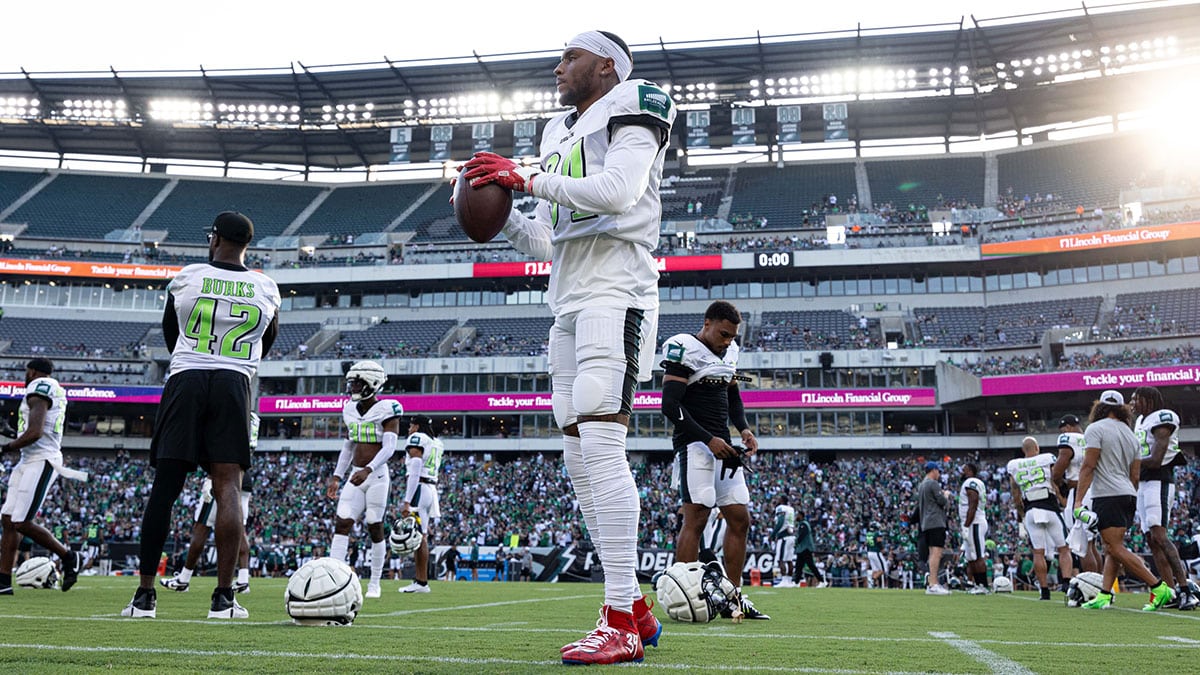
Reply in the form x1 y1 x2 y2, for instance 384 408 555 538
566 31 632 82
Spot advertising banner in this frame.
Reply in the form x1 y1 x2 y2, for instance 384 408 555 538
472 255 723 278
0 259 182 281
258 387 937 415
980 364 1200 397
980 222 1200 257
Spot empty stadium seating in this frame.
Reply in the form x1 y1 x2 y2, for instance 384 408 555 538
0 169 47 214
298 182 433 238
756 310 879 350
996 135 1153 210
404 183 457 241
0 318 152 357
333 318 457 358
914 297 1102 347
141 178 323 240
266 322 321 358
729 163 857 228
1109 288 1198 338
459 317 553 356
8 173 168 239
866 156 984 211
661 169 729 220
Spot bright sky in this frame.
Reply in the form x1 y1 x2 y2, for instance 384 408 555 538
2 0 1177 73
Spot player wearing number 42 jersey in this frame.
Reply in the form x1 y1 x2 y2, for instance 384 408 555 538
124 212 280 620
463 29 675 666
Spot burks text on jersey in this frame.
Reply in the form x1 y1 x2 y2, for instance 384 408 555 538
200 277 257 298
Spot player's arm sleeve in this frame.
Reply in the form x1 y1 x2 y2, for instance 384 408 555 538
365 431 398 473
333 439 353 479
661 378 713 445
501 205 555 261
529 125 659 215
403 454 423 504
161 294 179 352
261 313 279 355
727 383 749 433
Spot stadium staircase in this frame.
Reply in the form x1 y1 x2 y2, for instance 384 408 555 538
854 160 871 209
130 180 179 232
385 182 444 233
0 172 55 223
280 189 333 237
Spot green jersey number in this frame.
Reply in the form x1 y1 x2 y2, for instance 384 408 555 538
543 140 595 228
1015 466 1046 492
183 298 263 360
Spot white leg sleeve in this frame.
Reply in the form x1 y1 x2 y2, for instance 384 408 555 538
579 420 640 612
370 540 387 584
562 435 601 563
330 534 349 563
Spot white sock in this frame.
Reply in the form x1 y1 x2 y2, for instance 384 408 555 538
562 435 603 563
579 421 640 613
370 540 386 584
236 568 249 585
330 534 349 563
178 567 194 583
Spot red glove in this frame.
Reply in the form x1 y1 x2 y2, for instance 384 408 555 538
462 152 539 193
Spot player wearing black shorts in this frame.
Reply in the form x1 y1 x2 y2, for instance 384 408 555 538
122 212 280 620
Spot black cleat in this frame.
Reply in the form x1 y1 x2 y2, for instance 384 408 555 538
61 551 80 592
121 587 157 618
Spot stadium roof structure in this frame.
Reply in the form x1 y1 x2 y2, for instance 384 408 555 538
0 2 1196 171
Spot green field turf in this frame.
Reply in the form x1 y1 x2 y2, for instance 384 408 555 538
2 577 1199 673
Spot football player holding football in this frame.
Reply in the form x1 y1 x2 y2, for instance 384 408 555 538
463 29 675 665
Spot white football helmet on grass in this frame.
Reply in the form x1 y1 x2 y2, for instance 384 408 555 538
991 576 1013 593
653 560 739 622
15 556 58 589
285 557 363 626
1066 571 1105 607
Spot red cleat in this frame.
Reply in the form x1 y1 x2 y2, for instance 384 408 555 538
561 606 644 665
633 594 663 648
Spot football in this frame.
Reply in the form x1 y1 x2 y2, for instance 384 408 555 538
453 169 512 243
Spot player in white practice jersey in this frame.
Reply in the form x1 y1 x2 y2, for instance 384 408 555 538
663 301 766 620
124 212 279 620
1131 386 1197 609
1051 414 1101 573
398 417 443 593
325 361 404 599
462 30 675 665
957 463 989 593
1007 437 1073 600
0 358 86 595
772 496 797 587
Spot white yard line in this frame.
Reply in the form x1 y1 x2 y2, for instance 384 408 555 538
929 632 1036 675
0 642 967 674
1159 636 1200 644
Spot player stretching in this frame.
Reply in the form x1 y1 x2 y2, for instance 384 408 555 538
463 29 675 665
958 463 989 594
1008 437 1073 600
0 358 86 595
663 301 767 620
1131 386 1198 610
161 414 259 594
326 361 403 599
398 417 443 594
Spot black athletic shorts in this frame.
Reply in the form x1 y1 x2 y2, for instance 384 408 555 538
1092 495 1136 531
151 369 252 470
922 527 947 549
